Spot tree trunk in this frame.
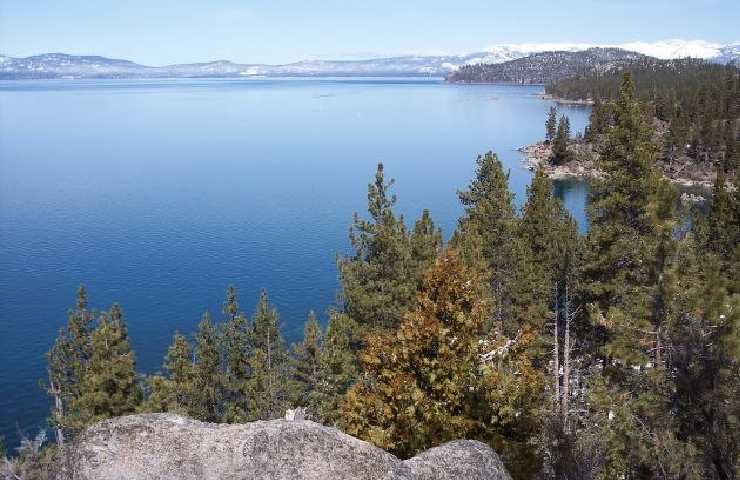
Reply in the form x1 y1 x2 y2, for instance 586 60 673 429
48 369 64 446
267 327 273 417
553 287 561 409
562 282 572 432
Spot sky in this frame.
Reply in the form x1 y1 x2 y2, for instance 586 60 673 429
1 0 738 65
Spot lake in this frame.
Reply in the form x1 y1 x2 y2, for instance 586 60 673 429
0 78 590 445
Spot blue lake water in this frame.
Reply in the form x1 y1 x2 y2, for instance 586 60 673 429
0 77 590 445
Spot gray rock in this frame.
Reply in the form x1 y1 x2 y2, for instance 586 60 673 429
284 407 306 421
69 413 511 480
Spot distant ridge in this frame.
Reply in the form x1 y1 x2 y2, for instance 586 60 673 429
445 48 649 85
1 40 738 79
446 47 740 85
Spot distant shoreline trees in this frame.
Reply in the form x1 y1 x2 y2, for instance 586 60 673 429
549 61 740 173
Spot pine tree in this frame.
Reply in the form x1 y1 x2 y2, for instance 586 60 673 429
65 285 93 394
221 286 251 422
342 251 542 477
731 173 740 292
292 311 322 408
47 285 94 441
546 106 558 142
246 290 290 420
140 331 194 415
452 151 520 336
518 167 579 326
141 331 194 415
577 71 704 479
519 170 580 332
518 168 582 476
339 162 415 331
190 312 224 422
670 251 740 479
310 311 358 425
723 121 737 171
342 251 491 458
72 304 141 428
409 208 442 285
707 167 735 260
551 115 572 166
586 95 609 141
165 332 193 405
583 71 659 317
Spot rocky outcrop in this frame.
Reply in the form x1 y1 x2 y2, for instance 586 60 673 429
519 137 720 190
69 414 511 480
519 141 603 180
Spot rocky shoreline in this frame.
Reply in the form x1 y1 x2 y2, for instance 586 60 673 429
539 94 595 106
518 142 603 180
518 141 719 191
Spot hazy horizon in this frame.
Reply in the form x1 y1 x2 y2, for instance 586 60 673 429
1 39 738 67
1 0 739 66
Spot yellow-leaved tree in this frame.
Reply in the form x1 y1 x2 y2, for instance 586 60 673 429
341 250 542 478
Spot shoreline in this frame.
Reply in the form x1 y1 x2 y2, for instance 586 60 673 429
518 142 604 180
539 93 595 105
518 141 717 191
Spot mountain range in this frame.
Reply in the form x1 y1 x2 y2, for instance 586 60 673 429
1 40 738 80
446 48 650 84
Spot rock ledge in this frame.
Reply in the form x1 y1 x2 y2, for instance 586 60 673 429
70 413 511 480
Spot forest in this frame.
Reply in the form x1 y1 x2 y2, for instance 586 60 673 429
2 74 739 480
548 61 739 173
446 48 646 85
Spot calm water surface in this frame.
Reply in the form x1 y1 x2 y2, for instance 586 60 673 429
0 78 589 444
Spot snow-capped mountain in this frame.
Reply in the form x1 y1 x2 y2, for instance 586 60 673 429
0 53 158 78
466 43 599 65
469 40 738 65
1 40 737 79
447 48 649 84
615 39 722 59
715 42 740 64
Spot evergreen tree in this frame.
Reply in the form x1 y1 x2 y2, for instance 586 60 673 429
72 304 141 428
583 72 659 316
141 331 194 415
246 290 291 420
339 162 415 331
409 208 443 286
310 311 358 425
707 167 735 260
724 121 737 171
164 332 193 407
221 286 251 422
545 106 558 142
342 251 490 458
518 167 579 328
452 151 521 335
586 95 609 141
342 251 542 478
551 115 572 166
65 285 94 395
577 71 704 479
190 312 224 422
292 311 322 409
518 168 582 477
47 285 94 440
670 252 740 479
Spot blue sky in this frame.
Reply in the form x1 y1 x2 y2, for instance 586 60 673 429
1 0 738 65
